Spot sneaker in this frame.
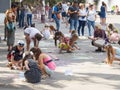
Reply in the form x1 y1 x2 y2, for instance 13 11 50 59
95 48 102 52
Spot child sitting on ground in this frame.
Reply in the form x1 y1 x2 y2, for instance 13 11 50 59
41 23 51 39
49 25 57 35
107 23 120 43
54 31 64 46
22 51 41 83
59 33 80 53
103 44 120 66
7 40 24 70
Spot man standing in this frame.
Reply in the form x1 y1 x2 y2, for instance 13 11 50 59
52 2 62 31
68 1 79 33
4 3 17 51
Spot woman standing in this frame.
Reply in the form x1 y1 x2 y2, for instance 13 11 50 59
78 3 87 37
100 2 107 25
87 4 97 36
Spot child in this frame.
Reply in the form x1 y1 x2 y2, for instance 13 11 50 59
59 33 79 53
22 51 41 83
53 31 64 46
49 25 57 35
107 24 120 43
30 47 56 78
41 23 51 39
104 44 120 66
7 40 24 70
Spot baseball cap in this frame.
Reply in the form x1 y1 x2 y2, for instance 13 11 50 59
17 40 25 47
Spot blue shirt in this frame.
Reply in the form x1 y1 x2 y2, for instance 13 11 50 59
52 5 59 19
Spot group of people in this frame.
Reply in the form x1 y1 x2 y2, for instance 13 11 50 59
51 1 107 39
3 1 120 84
7 40 56 83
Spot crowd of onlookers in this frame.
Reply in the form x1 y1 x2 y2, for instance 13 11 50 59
3 1 120 83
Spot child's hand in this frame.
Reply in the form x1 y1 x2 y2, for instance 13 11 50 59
77 47 80 50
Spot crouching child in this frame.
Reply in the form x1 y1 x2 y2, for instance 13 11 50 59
22 51 41 83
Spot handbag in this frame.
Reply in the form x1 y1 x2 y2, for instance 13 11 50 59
98 11 101 16
95 39 105 45
57 13 60 19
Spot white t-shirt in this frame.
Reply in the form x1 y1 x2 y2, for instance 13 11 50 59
42 28 51 39
24 27 41 39
62 3 68 12
79 9 87 21
87 9 96 21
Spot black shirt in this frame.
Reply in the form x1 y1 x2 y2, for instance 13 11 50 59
9 45 24 61
68 6 79 20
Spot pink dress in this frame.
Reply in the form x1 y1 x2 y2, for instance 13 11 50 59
43 55 56 70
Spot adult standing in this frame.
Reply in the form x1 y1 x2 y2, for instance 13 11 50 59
52 2 62 31
26 4 33 26
100 1 107 25
68 1 79 33
19 3 25 28
78 3 87 37
87 4 97 36
4 3 17 51
61 1 68 23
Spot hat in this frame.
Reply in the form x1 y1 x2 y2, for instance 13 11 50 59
17 40 25 47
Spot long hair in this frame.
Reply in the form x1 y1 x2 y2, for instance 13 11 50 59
106 45 114 64
70 34 78 46
54 31 64 46
30 47 42 60
49 25 57 31
108 24 114 31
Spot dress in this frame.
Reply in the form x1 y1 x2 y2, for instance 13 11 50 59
100 6 106 18
24 59 41 83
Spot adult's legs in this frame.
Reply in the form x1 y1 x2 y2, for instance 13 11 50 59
74 19 78 31
77 20 82 36
91 21 95 31
91 40 104 51
81 21 86 36
25 36 30 51
33 39 39 48
69 19 74 33
87 20 92 36
54 18 60 31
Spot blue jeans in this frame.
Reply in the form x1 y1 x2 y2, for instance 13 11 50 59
54 18 60 31
69 19 78 31
27 14 32 26
87 20 95 36
78 20 86 36
19 14 25 28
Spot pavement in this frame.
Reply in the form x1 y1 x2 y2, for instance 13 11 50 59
0 14 120 90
